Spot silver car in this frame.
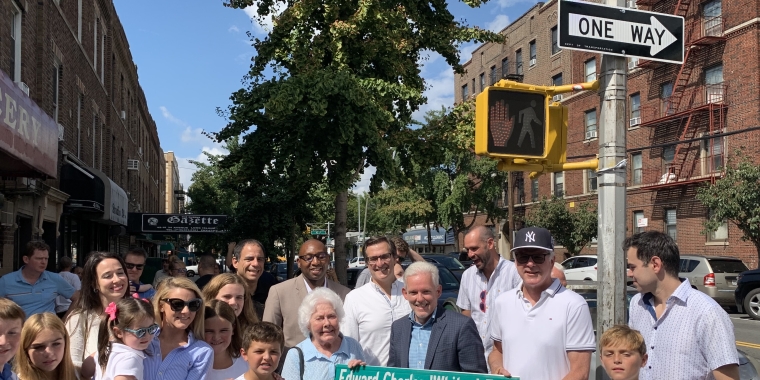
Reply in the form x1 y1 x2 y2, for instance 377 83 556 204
679 255 749 310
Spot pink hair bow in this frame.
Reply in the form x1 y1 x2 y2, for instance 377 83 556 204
132 292 150 303
105 302 118 321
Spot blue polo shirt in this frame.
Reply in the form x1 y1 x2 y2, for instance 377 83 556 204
0 267 76 317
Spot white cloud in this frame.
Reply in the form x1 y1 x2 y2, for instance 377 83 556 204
244 4 285 36
487 14 511 33
414 67 455 122
497 0 539 8
458 43 477 65
176 144 230 199
159 106 190 129
352 165 377 195
181 127 206 143
228 25 240 33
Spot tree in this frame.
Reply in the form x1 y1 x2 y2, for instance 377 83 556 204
523 196 598 256
218 0 503 284
696 155 760 262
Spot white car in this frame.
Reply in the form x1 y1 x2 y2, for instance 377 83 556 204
348 257 366 268
561 255 597 281
186 264 198 277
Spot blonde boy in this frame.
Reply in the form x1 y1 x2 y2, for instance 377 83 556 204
237 322 284 380
600 325 648 380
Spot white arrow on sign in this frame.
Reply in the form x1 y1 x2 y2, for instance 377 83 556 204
568 13 677 56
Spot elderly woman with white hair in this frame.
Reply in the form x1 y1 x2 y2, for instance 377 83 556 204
280 287 365 380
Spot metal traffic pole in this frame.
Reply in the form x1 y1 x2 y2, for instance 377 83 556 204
596 0 629 364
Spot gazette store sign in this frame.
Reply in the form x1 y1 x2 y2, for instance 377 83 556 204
140 214 227 233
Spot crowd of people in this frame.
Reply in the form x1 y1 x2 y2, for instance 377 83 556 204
0 226 742 380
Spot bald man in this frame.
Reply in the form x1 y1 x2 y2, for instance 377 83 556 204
264 239 351 348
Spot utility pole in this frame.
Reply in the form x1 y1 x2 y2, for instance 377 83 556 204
596 0 628 356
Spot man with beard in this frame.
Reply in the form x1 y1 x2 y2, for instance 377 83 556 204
232 239 277 319
456 226 520 365
342 236 412 366
264 239 350 349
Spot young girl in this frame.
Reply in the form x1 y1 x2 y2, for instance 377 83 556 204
0 298 24 380
14 313 77 380
202 273 258 333
204 300 248 380
97 297 157 380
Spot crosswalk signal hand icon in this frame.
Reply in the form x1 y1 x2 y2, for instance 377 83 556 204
476 87 549 159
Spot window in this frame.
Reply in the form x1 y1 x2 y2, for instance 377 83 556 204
52 62 62 123
553 172 564 197
501 58 509 77
77 94 82 159
630 93 641 124
531 178 539 201
587 170 597 192
77 0 83 42
92 113 98 167
703 0 722 36
516 176 525 203
529 41 537 66
705 65 723 103
551 26 559 54
708 209 728 241
516 50 523 75
461 84 469 100
585 109 597 139
661 82 674 115
665 208 677 241
479 73 485 92
490 66 497 85
632 152 642 185
552 73 563 86
10 2 21 83
663 145 675 169
585 58 596 82
633 211 645 234
703 135 724 173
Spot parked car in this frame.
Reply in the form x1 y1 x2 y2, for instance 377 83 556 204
186 264 198 278
421 255 466 280
680 255 748 310
348 257 366 268
561 255 598 281
735 267 760 320
346 267 365 289
270 262 294 282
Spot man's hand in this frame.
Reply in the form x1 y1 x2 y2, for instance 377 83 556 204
347 359 366 369
492 367 512 376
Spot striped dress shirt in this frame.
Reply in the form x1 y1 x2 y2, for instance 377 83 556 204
143 330 213 380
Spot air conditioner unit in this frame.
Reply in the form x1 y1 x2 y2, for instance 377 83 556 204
17 82 29 97
627 0 637 8
127 159 139 170
585 130 598 140
552 94 564 102
630 117 641 126
529 58 537 66
628 58 639 70
120 110 126 120
138 147 143 157
57 123 65 141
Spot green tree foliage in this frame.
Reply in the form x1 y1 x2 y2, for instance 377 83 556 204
696 155 760 262
523 196 598 256
217 0 503 283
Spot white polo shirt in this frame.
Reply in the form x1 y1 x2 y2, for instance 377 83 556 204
456 257 520 360
341 279 411 366
629 278 738 380
489 278 595 380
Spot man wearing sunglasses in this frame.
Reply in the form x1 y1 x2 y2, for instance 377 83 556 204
124 247 156 299
456 226 520 367
488 226 595 379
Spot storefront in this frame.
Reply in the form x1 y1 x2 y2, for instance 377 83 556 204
59 153 128 266
0 69 64 274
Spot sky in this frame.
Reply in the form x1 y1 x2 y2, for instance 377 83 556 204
112 0 542 194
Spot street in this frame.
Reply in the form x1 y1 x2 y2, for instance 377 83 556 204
731 312 760 369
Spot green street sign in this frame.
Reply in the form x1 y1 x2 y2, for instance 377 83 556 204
334 365 517 380
312 229 327 235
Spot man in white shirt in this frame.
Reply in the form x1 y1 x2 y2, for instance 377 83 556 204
456 226 520 363
489 227 595 379
55 256 81 319
354 237 423 288
342 236 411 366
626 231 739 380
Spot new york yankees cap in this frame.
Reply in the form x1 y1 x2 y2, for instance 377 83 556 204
511 226 554 252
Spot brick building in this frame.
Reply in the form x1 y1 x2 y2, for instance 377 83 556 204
455 0 760 268
164 151 183 214
0 0 165 273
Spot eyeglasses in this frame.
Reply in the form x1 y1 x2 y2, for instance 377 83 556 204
173 268 188 274
161 298 202 312
515 252 550 264
299 252 329 262
367 253 392 264
123 323 159 338
125 263 144 270
479 290 487 313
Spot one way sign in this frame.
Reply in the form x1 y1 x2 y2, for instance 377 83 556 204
558 0 684 64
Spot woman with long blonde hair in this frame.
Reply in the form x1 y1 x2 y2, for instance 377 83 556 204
15 313 77 380
201 273 258 333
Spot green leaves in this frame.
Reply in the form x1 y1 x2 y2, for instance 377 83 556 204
523 197 598 256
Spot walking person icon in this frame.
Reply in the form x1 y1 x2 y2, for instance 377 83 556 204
517 100 542 148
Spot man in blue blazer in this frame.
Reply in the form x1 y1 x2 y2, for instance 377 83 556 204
388 262 487 373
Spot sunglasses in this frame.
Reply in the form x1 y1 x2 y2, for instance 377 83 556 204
479 290 487 313
515 252 550 264
161 298 202 312
299 252 329 262
123 323 159 338
125 263 144 270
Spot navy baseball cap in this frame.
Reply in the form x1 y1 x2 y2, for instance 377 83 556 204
511 227 554 252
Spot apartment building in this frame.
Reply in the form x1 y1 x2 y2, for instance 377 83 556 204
164 151 184 214
456 0 760 267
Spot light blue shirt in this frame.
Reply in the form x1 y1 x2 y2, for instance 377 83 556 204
281 334 364 380
0 267 75 317
143 330 213 380
408 309 437 369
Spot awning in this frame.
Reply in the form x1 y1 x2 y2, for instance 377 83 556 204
60 157 128 226
0 69 59 177
403 227 455 245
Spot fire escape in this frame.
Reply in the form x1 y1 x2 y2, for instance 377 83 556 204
634 0 728 190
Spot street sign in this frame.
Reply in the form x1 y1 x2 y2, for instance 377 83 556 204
311 229 327 235
558 0 684 64
334 364 516 380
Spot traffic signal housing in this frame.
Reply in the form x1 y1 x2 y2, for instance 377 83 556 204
306 226 311 235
